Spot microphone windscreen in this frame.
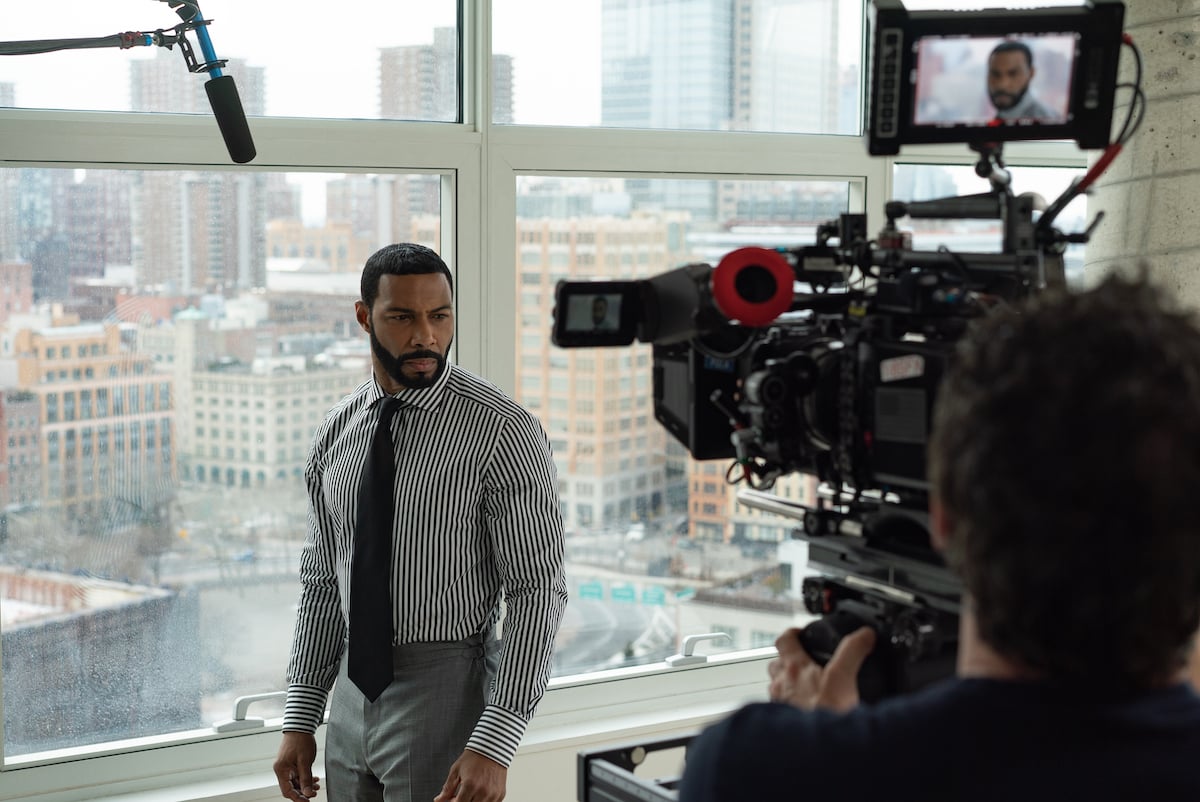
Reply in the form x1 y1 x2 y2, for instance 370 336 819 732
205 75 257 164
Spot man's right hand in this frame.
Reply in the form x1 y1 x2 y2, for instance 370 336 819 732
768 625 876 712
274 731 321 800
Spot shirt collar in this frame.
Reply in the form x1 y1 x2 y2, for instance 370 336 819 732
368 362 453 411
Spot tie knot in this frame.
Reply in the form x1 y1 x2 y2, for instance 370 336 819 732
379 396 403 421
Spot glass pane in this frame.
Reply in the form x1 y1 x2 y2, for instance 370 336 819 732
514 175 849 673
495 0 863 133
0 1 458 120
891 163 1089 285
0 167 443 757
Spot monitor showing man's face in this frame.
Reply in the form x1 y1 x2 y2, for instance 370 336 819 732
909 34 1073 129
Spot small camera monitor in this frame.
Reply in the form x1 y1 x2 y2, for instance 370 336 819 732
867 0 1125 155
551 280 640 348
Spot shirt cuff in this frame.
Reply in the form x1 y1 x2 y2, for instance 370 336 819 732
282 684 329 733
464 704 530 768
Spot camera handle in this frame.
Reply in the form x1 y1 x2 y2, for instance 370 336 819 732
798 607 892 703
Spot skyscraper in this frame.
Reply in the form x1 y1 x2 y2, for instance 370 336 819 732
601 0 735 220
601 0 849 221
514 178 693 532
733 0 843 133
379 27 515 123
129 52 268 294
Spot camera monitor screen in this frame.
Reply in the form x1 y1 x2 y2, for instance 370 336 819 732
551 280 640 347
564 292 623 333
912 33 1075 127
868 0 1125 155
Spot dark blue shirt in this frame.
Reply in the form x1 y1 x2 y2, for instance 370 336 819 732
680 678 1200 801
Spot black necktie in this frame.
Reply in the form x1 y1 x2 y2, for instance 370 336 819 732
347 396 402 701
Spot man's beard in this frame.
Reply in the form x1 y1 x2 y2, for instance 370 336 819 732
990 85 1028 111
369 328 448 390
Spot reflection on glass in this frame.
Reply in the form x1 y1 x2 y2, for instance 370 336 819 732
0 167 441 757
515 175 847 676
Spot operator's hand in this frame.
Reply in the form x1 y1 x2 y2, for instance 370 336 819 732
434 748 507 802
273 731 321 800
767 625 876 712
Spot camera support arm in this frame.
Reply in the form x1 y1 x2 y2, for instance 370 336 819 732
971 142 1012 191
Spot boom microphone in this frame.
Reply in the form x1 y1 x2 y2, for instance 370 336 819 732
204 75 256 163
167 1 256 163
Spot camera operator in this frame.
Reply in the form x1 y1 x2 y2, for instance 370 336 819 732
679 272 1200 800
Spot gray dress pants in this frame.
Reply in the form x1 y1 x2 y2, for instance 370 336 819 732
325 633 501 802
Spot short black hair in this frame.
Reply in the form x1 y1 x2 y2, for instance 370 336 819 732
990 40 1034 70
360 243 453 310
929 272 1200 690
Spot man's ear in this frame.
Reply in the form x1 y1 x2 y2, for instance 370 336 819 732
929 495 953 553
355 300 371 333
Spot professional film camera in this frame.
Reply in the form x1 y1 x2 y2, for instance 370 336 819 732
566 1 1139 799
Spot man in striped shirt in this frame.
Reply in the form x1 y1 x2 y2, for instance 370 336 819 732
273 243 568 802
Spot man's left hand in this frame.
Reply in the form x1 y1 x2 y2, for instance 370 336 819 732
433 749 507 802
767 625 876 712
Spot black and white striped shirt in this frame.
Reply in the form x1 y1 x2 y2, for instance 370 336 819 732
282 363 568 767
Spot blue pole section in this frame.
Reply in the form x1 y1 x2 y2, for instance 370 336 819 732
190 10 224 77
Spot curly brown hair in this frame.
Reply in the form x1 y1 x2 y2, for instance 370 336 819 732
929 271 1200 689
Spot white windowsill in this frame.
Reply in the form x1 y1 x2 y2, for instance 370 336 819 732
0 650 774 802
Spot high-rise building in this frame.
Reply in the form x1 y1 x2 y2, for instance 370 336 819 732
131 170 267 293
130 51 265 116
264 174 303 223
0 262 33 326
265 218 371 273
733 0 843 132
189 357 368 490
601 0 734 131
602 0 848 221
323 173 442 247
0 322 176 534
379 28 514 123
601 0 734 220
0 389 41 508
514 206 693 532
129 54 268 294
376 32 509 230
